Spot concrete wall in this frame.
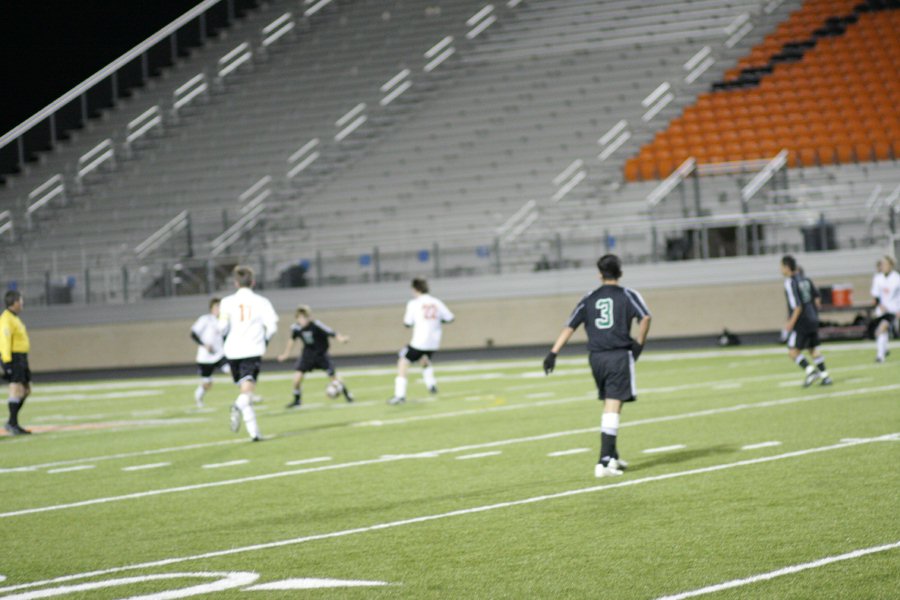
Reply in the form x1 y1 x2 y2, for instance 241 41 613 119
26 248 882 372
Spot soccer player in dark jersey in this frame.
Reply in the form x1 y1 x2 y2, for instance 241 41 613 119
543 255 651 478
277 305 353 407
781 255 832 387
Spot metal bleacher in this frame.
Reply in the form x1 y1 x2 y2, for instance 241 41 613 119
1 0 895 306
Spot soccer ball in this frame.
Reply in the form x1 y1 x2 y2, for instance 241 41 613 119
325 382 342 399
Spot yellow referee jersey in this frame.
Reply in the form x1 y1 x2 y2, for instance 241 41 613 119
0 309 30 363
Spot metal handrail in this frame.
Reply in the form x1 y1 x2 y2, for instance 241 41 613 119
209 203 266 257
741 149 788 202
647 157 696 207
0 0 227 154
134 210 190 259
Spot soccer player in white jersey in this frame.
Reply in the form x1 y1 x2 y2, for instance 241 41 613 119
218 266 278 441
388 278 454 405
871 255 900 363
190 297 228 408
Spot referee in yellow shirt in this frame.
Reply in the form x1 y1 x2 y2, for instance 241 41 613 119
1 290 31 435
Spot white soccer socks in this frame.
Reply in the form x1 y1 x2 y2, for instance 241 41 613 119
235 393 260 439
422 366 437 391
394 376 408 400
194 383 207 407
876 332 888 361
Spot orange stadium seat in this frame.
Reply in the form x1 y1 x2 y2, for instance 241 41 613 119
624 0 900 180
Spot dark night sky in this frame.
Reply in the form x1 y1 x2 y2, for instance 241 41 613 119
0 1 215 134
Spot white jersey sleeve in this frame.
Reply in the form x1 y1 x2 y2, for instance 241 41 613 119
437 298 454 323
871 274 881 300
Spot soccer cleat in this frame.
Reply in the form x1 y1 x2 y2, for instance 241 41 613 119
229 405 241 433
876 356 885 363
803 370 820 388
428 386 438 395
820 376 833 386
5 423 31 436
388 396 406 405
343 389 354 403
595 462 624 478
251 436 262 442
609 458 628 471
285 400 301 409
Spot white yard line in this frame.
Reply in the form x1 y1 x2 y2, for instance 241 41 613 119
46 465 95 475
643 445 687 454
525 392 556 399
122 462 171 472
28 390 163 404
1 434 894 595
655 540 900 600
455 451 502 460
547 448 591 457
741 441 782 451
354 396 592 427
202 460 249 470
2 385 897 518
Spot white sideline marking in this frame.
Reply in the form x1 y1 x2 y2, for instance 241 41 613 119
1 436 893 595
547 448 591 457
655 541 900 600
741 441 782 451
246 578 391 590
202 460 249 470
2 386 897 518
712 383 742 390
122 462 171 472
285 457 332 466
47 465 95 474
643 445 686 454
455 451 502 460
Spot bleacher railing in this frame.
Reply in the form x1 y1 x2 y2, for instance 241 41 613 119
0 0 233 172
134 210 192 260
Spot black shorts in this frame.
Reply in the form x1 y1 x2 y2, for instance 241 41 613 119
197 357 228 378
400 345 433 363
229 357 261 384
873 313 898 335
787 329 820 350
295 353 336 375
2 353 31 385
589 350 636 402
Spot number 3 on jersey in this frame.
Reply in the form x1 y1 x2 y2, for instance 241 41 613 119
594 298 614 329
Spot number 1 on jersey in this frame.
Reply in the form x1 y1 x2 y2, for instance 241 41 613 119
239 304 251 321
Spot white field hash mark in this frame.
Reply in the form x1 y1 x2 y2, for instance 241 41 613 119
2 384 897 518
0 434 895 596
655 540 900 600
202 460 249 470
643 445 686 454
122 462 171 472
547 448 591 457
741 441 782 451
47 465 95 474
285 457 332 466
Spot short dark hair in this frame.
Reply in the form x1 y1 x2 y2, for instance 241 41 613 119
209 297 221 310
5 290 21 308
597 254 622 280
233 266 254 288
411 277 429 294
781 255 797 272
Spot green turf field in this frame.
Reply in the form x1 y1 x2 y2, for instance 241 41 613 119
0 344 898 599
